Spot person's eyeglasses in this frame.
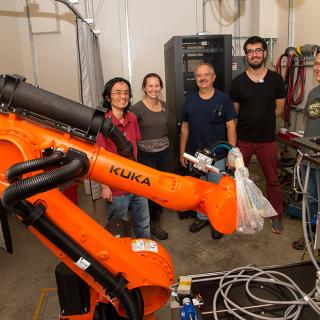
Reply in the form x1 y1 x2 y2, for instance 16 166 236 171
111 90 130 97
246 48 264 56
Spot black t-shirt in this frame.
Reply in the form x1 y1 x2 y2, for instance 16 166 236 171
230 70 285 142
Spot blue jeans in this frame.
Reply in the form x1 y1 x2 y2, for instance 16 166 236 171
301 165 319 224
107 194 151 239
197 158 226 220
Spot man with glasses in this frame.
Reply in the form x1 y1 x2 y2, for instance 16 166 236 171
97 77 151 239
230 36 286 234
180 62 237 239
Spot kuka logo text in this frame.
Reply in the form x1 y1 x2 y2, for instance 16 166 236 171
109 165 150 186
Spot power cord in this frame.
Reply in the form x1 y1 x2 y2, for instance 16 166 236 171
212 265 320 319
171 149 320 319
210 151 320 319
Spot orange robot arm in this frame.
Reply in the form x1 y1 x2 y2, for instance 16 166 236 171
0 75 236 319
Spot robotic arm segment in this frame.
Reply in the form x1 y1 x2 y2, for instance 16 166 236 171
24 190 173 317
6 149 64 183
0 75 237 319
91 147 236 234
0 74 104 141
12 200 143 320
0 74 134 160
2 155 88 210
0 106 237 233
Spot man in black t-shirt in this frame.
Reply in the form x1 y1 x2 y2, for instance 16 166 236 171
230 36 285 234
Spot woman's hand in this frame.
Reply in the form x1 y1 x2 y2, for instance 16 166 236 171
101 184 112 202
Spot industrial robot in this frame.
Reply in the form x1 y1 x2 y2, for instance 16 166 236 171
0 74 237 319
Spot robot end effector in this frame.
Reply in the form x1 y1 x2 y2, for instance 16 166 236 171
183 143 237 234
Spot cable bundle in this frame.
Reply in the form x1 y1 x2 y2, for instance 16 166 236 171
212 265 320 319
275 49 306 127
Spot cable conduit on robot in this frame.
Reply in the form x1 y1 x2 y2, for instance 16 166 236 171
14 200 142 320
2 159 86 210
6 151 64 183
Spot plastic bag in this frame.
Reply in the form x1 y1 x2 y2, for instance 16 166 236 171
227 148 277 234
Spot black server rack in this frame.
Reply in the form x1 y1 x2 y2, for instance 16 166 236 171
164 34 232 173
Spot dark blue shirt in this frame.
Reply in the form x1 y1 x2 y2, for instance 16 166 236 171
182 89 236 156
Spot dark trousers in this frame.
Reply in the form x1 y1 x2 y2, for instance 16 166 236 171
237 140 283 215
137 148 170 220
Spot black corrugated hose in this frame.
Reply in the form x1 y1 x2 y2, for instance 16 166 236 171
2 156 143 320
6 150 64 183
15 201 142 320
100 116 135 160
1 158 86 210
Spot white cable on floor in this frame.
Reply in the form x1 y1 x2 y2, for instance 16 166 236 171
169 150 320 318
210 152 320 319
212 265 320 319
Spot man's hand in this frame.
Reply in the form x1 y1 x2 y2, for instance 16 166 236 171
179 122 189 169
101 185 112 202
180 155 188 168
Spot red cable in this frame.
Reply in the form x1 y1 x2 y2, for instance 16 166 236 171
275 53 306 127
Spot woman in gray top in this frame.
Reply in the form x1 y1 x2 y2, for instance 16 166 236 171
132 73 169 240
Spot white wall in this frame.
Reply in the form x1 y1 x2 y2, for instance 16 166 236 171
0 0 80 101
127 0 201 101
0 0 280 102
31 2 80 101
93 0 202 101
0 1 33 79
95 0 254 100
94 0 291 102
1 0 319 131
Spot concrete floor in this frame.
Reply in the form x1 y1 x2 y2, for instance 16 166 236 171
0 162 305 319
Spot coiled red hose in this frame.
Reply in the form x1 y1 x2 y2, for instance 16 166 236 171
275 53 306 126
